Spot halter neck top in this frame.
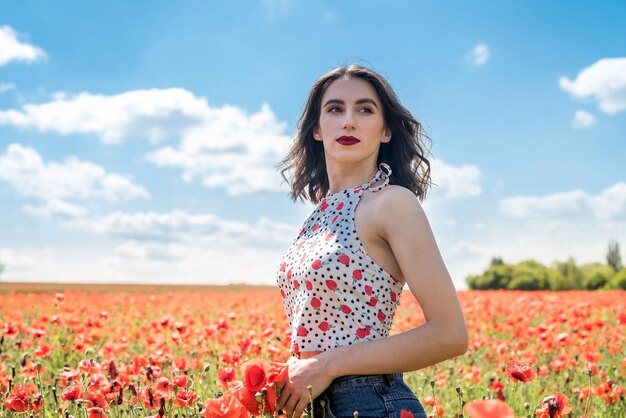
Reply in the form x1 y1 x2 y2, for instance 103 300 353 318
276 163 404 355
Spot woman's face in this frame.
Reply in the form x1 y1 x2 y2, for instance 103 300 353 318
313 77 390 166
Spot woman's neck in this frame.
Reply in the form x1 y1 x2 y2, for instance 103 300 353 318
326 161 379 195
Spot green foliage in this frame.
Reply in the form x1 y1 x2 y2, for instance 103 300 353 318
580 263 614 290
489 257 504 267
466 263 513 290
466 250 624 291
507 273 542 290
507 260 549 290
608 268 626 290
607 240 623 272
552 257 583 289
546 269 573 290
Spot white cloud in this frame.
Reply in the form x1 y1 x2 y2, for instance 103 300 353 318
572 109 597 129
0 210 298 285
430 158 482 199
0 83 15 94
0 88 292 195
466 43 490 66
24 199 88 219
0 26 46 66
147 102 292 195
559 57 626 115
0 88 208 144
0 243 287 285
500 182 626 221
65 209 295 249
0 143 149 210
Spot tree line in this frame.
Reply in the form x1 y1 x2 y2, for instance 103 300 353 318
466 240 626 290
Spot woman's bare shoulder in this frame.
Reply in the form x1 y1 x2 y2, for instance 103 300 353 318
372 184 423 211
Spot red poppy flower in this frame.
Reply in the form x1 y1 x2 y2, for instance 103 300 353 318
202 392 247 418
34 344 51 357
60 369 81 386
173 357 190 372
155 377 171 395
78 359 102 374
506 360 537 383
173 374 189 388
3 384 39 413
535 392 572 418
422 396 444 417
400 411 415 418
61 385 82 401
3 397 28 412
265 361 288 384
464 399 514 418
174 389 198 407
218 366 237 389
241 358 268 393
87 407 108 418
140 387 157 410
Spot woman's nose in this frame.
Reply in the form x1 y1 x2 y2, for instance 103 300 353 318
341 111 356 130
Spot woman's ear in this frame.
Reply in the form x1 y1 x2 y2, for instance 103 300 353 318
382 127 392 143
313 126 322 141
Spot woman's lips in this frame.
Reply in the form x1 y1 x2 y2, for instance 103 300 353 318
336 136 360 145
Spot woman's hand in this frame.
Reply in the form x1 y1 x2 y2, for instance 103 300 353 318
275 355 334 418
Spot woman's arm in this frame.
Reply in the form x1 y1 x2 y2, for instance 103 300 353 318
276 186 468 417
321 186 468 377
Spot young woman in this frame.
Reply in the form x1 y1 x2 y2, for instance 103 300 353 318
275 64 468 418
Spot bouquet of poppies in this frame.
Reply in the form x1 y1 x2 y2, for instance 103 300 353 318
202 358 289 418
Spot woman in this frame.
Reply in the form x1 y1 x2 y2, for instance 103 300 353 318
275 64 468 418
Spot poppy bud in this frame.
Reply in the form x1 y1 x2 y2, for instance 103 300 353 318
108 360 119 379
158 397 165 417
147 387 154 407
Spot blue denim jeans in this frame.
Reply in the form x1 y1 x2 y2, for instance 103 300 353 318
306 373 427 418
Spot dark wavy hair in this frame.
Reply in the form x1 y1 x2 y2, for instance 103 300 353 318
278 64 432 204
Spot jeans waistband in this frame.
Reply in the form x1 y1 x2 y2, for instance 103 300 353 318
329 373 402 388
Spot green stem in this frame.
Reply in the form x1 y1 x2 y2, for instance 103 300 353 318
511 383 519 413
583 369 593 417
430 380 439 418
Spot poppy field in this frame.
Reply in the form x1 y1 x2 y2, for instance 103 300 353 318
1 289 625 417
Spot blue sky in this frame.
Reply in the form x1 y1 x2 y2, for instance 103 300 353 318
1 1 625 288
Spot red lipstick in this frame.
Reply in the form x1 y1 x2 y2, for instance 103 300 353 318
337 135 360 145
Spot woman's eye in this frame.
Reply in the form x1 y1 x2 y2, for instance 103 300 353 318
328 107 342 113
359 107 373 113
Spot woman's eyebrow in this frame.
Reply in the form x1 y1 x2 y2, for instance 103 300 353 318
323 98 379 109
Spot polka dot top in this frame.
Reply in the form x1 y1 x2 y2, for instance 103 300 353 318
276 163 404 355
